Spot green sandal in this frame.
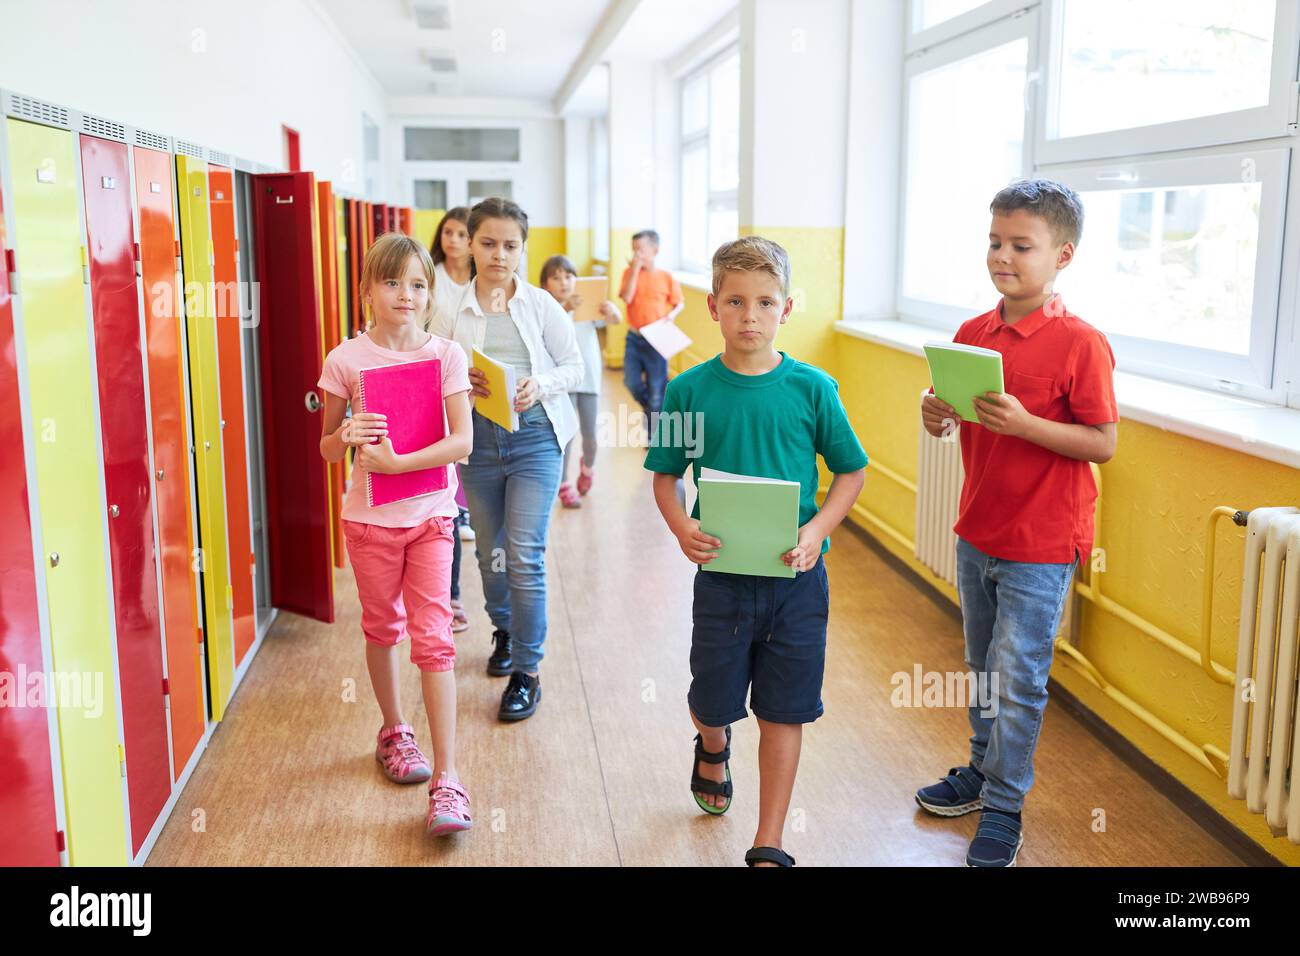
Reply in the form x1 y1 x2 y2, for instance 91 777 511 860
691 726 733 815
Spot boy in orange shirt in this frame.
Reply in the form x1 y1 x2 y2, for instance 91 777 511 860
619 229 683 425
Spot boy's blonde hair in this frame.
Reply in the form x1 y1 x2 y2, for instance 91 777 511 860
711 236 791 298
359 232 437 328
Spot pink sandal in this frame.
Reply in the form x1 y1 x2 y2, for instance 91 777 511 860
427 773 473 835
376 723 432 784
577 464 594 496
558 483 581 509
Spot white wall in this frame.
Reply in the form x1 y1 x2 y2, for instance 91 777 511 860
0 0 387 194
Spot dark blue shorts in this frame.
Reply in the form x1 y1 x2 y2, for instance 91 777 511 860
687 555 829 726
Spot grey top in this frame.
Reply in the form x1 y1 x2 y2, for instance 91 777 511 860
481 311 533 379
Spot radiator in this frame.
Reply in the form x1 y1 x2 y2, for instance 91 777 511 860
1228 506 1300 843
915 403 964 588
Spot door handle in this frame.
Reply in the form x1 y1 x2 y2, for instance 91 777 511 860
304 390 323 413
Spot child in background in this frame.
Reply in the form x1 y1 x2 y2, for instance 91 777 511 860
916 180 1117 867
539 254 621 508
319 232 475 835
429 206 476 630
619 229 683 426
644 236 867 867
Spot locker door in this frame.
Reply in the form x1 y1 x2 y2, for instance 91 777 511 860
175 153 236 720
4 116 127 865
317 181 343 571
0 160 60 867
335 197 354 497
346 198 362 336
132 146 204 778
208 165 256 666
79 133 169 856
253 172 334 622
371 203 387 239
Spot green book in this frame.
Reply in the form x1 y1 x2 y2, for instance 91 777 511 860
697 468 799 579
923 342 1004 423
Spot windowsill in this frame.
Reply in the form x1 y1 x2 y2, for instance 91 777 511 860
675 270 712 292
835 316 1300 471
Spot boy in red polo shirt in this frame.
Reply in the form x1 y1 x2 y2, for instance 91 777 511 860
915 180 1118 867
620 229 684 425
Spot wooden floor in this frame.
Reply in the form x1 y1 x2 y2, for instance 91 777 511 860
147 371 1244 866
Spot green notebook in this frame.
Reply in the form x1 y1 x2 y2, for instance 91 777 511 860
697 468 799 578
923 342 1004 423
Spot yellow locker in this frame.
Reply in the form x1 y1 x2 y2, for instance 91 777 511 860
3 115 127 864
175 153 235 721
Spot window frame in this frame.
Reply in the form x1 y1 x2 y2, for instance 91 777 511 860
1035 0 1300 166
894 0 1300 406
678 45 740 275
1046 147 1290 399
896 9 1041 330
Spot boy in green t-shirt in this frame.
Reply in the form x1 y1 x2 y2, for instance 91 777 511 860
643 236 868 867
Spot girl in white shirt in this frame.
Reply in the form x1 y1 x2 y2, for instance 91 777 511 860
430 197 584 722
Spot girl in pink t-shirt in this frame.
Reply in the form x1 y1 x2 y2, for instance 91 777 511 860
318 233 474 836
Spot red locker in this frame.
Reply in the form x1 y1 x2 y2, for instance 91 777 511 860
132 145 204 779
346 199 363 335
371 202 388 240
253 172 334 622
78 133 169 855
0 166 61 866
208 165 256 665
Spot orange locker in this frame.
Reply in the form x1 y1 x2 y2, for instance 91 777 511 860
208 162 256 666
132 143 205 778
317 181 344 570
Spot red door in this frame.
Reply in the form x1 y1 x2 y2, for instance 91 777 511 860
79 133 170 855
132 146 205 779
0 168 61 866
208 165 257 664
252 172 334 622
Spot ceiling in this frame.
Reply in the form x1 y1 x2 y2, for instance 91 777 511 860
315 0 609 100
315 0 738 110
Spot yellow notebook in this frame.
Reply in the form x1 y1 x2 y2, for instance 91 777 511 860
571 277 610 323
472 347 519 432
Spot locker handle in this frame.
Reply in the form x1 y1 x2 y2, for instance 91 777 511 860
275 196 294 204
109 504 120 518
304 390 323 412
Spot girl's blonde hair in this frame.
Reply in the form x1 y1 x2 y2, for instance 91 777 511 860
359 232 437 329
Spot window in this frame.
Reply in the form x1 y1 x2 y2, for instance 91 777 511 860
467 180 512 205
896 0 1300 402
679 48 740 273
414 179 447 210
899 14 1035 323
404 128 521 162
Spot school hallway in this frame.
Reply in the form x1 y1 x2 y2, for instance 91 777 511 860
142 371 1240 867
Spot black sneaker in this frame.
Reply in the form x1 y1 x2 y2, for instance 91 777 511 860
487 628 512 677
498 672 541 722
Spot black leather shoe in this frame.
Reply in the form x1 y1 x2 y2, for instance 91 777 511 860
487 628 512 676
498 672 541 721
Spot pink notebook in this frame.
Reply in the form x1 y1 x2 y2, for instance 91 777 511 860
357 358 448 507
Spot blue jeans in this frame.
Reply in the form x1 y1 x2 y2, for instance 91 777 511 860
955 537 1077 812
460 405 562 674
623 330 668 417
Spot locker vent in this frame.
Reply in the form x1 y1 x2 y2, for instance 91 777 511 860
8 94 70 129
81 113 127 143
176 139 204 158
207 149 232 167
135 128 170 152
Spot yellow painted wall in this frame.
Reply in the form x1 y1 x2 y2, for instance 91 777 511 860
527 226 566 287
602 228 636 368
835 333 1300 865
414 208 443 250
567 227 593 278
